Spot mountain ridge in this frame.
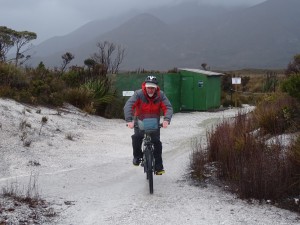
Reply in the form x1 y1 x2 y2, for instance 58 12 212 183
27 0 300 71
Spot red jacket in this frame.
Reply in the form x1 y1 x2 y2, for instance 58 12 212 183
124 82 173 122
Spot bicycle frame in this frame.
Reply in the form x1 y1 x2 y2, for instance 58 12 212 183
130 119 162 194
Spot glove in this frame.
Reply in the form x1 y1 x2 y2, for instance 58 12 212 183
127 122 134 129
162 120 169 128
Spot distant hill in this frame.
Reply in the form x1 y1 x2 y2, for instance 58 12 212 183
27 0 300 71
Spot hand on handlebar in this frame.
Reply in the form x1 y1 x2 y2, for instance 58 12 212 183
162 120 169 128
126 122 134 129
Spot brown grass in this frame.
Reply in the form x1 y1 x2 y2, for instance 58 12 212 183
191 94 300 212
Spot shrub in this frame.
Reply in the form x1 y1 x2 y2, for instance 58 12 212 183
287 136 300 193
0 63 28 89
281 74 300 101
191 110 299 202
103 97 125 119
253 93 300 134
62 70 82 88
83 78 116 116
65 87 94 110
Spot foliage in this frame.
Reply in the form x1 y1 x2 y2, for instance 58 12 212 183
281 74 300 101
221 73 232 93
253 93 300 134
241 76 250 91
60 52 74 74
82 78 116 116
262 71 278 92
64 87 94 111
191 110 300 204
0 26 14 62
103 97 125 119
285 54 300 76
62 70 82 88
92 41 126 75
13 30 37 66
0 26 37 66
0 62 29 89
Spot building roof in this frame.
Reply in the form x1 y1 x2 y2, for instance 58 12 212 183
179 68 224 76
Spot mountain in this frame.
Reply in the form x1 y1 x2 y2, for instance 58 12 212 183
197 0 300 69
27 0 300 71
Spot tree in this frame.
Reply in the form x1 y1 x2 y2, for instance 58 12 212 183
285 54 300 76
0 26 14 62
91 41 125 76
0 27 36 66
12 30 37 66
60 52 74 74
201 63 208 70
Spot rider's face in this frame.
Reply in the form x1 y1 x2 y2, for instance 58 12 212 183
146 87 156 97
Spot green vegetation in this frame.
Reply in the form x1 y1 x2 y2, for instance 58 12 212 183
0 61 119 117
191 54 300 213
0 36 126 117
0 26 37 66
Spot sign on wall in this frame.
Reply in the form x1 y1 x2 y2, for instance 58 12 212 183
122 91 134 96
198 80 204 88
232 77 241 84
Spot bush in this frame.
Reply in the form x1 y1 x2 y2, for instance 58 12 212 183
281 74 300 101
62 70 82 88
65 87 94 110
0 63 29 92
83 78 116 116
253 93 300 134
191 110 300 203
288 136 300 189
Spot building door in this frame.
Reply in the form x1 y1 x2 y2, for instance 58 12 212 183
180 76 194 110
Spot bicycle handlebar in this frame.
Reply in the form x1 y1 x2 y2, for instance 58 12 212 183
126 123 163 128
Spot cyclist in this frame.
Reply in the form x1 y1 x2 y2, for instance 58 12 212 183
124 75 173 175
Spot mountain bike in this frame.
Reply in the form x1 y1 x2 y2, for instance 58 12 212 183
138 118 162 194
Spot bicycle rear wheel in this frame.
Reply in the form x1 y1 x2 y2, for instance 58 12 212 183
145 147 154 194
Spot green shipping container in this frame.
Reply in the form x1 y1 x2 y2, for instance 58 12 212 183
162 73 181 113
179 69 223 111
114 69 223 113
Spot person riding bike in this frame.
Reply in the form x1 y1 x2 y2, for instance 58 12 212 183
124 75 173 175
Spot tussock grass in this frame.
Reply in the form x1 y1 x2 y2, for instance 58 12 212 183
0 174 57 223
2 174 41 206
191 94 300 212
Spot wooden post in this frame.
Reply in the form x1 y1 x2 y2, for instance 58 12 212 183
235 83 237 108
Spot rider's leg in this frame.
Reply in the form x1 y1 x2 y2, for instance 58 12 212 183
131 128 144 159
151 131 163 171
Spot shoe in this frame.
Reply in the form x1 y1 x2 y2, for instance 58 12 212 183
132 157 141 166
155 169 165 175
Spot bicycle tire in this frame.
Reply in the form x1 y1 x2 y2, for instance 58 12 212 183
145 147 154 194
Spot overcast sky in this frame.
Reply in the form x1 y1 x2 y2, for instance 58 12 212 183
0 0 266 44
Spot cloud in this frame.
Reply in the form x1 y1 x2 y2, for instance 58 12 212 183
0 0 266 44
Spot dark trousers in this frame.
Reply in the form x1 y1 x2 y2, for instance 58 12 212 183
131 127 163 170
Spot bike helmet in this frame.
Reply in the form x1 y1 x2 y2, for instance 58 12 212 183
145 75 158 85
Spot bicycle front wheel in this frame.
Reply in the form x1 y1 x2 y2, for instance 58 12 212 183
145 147 154 194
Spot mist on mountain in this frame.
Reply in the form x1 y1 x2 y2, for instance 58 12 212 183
27 0 300 71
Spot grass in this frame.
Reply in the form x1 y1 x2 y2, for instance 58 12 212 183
0 174 57 224
190 93 300 213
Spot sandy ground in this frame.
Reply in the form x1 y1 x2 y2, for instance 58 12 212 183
0 98 299 225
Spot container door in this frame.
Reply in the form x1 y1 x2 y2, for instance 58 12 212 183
180 76 194 110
